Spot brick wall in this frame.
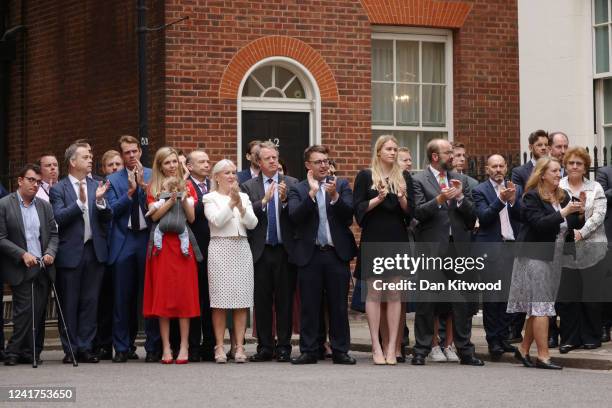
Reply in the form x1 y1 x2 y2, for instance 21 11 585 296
5 0 165 178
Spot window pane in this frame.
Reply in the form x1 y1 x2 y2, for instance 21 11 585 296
276 66 294 89
242 77 263 97
604 78 612 124
372 130 418 168
422 85 446 127
285 77 306 99
263 89 283 98
605 127 612 148
372 40 393 81
595 26 610 73
252 66 273 89
595 0 609 24
422 42 445 84
396 84 419 126
372 83 394 125
396 41 419 83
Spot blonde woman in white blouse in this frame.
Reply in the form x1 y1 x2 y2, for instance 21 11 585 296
558 147 608 353
203 159 258 363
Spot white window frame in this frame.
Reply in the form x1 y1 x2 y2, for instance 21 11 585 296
593 0 612 78
371 27 453 168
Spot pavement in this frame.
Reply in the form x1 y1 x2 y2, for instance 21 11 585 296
10 311 612 371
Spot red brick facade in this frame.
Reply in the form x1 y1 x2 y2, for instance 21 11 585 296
4 0 519 180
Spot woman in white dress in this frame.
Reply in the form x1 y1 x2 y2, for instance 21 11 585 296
203 159 258 363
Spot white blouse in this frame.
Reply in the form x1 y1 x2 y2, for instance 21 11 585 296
203 191 258 238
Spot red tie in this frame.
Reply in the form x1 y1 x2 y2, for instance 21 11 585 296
439 172 447 189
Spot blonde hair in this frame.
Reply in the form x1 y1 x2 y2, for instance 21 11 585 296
371 135 406 194
524 156 565 203
210 159 237 191
150 147 185 197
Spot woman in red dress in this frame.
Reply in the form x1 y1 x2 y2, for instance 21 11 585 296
143 147 200 364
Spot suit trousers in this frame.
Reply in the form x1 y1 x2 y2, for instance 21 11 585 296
254 245 297 353
112 229 160 353
298 248 351 354
57 241 105 353
5 274 50 358
94 265 114 351
481 256 512 346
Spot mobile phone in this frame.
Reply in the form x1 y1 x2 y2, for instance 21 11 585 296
325 175 335 183
570 196 581 202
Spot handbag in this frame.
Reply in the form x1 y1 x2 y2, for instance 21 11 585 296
350 277 365 313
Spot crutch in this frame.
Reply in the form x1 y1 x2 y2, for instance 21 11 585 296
40 259 78 367
31 278 37 368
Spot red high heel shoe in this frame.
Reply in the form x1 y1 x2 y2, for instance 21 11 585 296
160 352 174 364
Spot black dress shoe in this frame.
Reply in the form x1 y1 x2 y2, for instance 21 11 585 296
332 352 356 365
98 347 113 360
601 326 611 343
583 343 601 350
188 351 201 362
200 349 215 362
276 352 291 363
548 336 559 348
145 351 161 363
489 343 504 359
127 350 139 360
78 351 100 363
4 355 19 366
559 344 580 354
112 351 128 363
249 351 273 362
291 353 318 365
514 349 534 367
62 354 75 364
0 350 7 361
396 355 406 363
459 355 485 366
411 354 426 366
535 358 562 370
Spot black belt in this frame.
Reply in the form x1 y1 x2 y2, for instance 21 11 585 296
265 243 282 248
315 245 334 251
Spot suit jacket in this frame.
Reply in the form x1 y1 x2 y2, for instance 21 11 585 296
287 178 357 267
105 167 152 265
595 165 612 241
186 176 211 256
241 173 298 263
0 193 59 285
472 179 522 243
50 176 112 268
412 168 476 246
517 189 584 261
237 169 255 185
511 161 534 189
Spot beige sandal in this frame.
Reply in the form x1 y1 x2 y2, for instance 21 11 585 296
234 345 247 363
214 345 227 364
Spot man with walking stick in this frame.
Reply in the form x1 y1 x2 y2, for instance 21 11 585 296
0 164 58 366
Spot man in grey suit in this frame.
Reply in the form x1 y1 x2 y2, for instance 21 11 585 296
0 164 58 366
596 165 612 343
241 141 298 362
411 139 482 366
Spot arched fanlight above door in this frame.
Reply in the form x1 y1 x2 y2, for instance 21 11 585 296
242 65 306 99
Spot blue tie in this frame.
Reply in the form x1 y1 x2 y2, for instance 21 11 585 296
267 179 279 245
316 184 328 246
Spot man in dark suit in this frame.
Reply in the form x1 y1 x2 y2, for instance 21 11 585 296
548 131 569 177
511 129 549 188
182 149 215 361
50 143 112 364
241 141 298 362
595 165 612 343
35 153 59 202
237 139 262 185
0 182 7 361
75 138 104 181
472 154 521 359
0 165 58 366
411 138 482 366
288 145 357 365
105 135 160 362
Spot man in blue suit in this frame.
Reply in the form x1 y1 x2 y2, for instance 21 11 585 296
105 135 160 362
237 140 262 185
0 182 9 361
50 143 112 364
511 129 549 189
288 145 357 365
473 154 521 359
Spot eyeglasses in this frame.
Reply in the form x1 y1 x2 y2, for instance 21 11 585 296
309 159 330 166
23 176 42 185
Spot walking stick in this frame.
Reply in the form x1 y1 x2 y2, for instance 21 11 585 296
40 259 78 367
